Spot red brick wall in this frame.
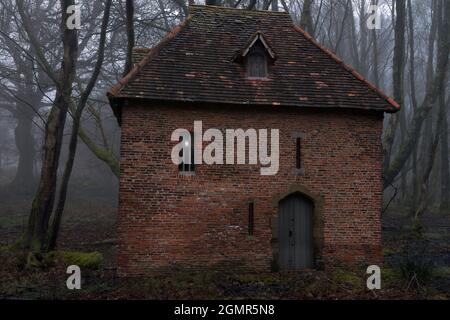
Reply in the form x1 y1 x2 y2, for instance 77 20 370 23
118 102 384 275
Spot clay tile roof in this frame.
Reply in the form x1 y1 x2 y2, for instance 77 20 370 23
107 5 400 116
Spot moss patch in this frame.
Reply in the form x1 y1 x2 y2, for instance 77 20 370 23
52 251 103 269
383 247 400 256
332 270 363 288
433 267 450 279
382 267 401 284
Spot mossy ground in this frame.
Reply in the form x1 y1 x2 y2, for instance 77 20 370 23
0 194 448 300
0 245 447 300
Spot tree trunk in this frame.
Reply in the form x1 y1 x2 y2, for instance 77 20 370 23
12 105 35 190
333 0 350 55
349 0 361 71
272 0 279 11
415 90 445 220
407 0 418 208
383 0 406 177
7 59 44 191
418 0 439 190
48 0 111 251
123 0 135 77
22 0 78 252
246 0 257 10
440 99 450 211
300 0 314 37
371 0 380 87
359 0 368 77
414 0 448 219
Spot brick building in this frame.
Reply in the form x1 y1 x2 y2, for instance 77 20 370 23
108 5 399 275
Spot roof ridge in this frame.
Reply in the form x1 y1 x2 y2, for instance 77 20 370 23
291 25 400 111
107 17 191 98
189 4 290 15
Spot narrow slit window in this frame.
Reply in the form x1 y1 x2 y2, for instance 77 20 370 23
248 202 254 236
296 137 301 169
179 132 195 172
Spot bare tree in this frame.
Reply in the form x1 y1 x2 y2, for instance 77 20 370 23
48 0 112 250
383 0 406 180
406 0 418 207
19 0 79 252
414 0 449 219
440 92 450 211
383 0 450 189
123 0 135 77
300 0 314 36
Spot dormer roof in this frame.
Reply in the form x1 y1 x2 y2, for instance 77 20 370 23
239 31 276 60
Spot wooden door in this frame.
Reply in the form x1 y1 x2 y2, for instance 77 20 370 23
278 194 314 269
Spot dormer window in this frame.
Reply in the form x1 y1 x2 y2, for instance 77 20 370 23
234 31 276 80
246 42 268 78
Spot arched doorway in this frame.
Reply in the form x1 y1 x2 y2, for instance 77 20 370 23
278 193 314 269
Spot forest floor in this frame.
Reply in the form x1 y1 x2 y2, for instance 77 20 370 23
0 191 449 300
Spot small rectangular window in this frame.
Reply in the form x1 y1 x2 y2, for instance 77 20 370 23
296 137 301 169
179 132 195 172
248 202 254 236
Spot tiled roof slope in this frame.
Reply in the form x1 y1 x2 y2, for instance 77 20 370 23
108 5 399 113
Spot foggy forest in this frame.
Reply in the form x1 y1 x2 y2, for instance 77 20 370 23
0 0 449 300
